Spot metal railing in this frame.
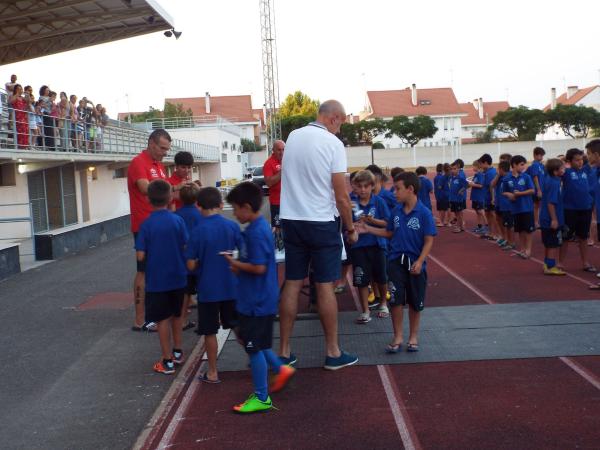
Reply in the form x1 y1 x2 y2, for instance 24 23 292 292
145 115 244 137
0 90 220 162
0 201 35 257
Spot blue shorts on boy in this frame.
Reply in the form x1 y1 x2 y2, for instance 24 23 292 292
434 173 449 211
503 172 535 233
386 201 436 311
562 168 593 240
185 214 242 302
417 175 433 210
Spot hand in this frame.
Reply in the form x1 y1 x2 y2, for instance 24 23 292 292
550 219 558 230
536 191 542 199
506 193 515 201
354 222 368 234
410 260 423 275
347 229 359 245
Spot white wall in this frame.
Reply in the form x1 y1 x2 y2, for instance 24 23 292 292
85 165 129 221
0 166 31 241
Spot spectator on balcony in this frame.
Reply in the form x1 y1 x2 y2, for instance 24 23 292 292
8 84 28 149
95 104 108 150
67 95 78 149
57 94 68 150
5 74 17 131
39 85 55 150
76 99 87 150
49 91 59 144
24 87 39 147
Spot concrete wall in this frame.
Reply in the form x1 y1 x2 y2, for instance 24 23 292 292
85 165 129 221
0 243 20 280
0 165 32 241
346 137 589 170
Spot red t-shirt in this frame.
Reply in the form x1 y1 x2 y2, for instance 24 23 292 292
167 173 184 210
263 155 282 205
127 150 167 232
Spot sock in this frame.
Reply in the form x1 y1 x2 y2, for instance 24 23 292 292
173 348 182 354
263 348 282 374
544 258 556 269
249 351 269 401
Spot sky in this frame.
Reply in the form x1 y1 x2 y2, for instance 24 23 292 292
2 0 599 119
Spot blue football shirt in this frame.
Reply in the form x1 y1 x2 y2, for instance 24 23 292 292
175 204 203 235
449 175 468 202
483 167 497 204
562 168 593 210
470 172 486 202
378 187 397 211
433 173 448 201
539 176 564 228
503 172 534 214
350 193 390 249
496 175 512 212
417 176 433 210
526 160 545 196
135 209 188 292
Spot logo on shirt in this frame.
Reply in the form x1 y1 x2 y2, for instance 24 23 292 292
570 172 578 180
275 164 281 172
367 207 376 217
150 168 158 177
581 172 587 180
517 178 526 186
393 215 400 229
407 217 420 230
507 180 514 188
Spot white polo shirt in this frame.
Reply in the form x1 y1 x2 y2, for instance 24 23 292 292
280 122 347 221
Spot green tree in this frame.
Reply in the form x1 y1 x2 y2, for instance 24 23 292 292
278 91 320 118
492 106 548 141
385 115 438 147
339 118 389 146
131 102 193 126
280 114 314 141
240 138 262 153
130 107 162 123
546 104 600 138
163 102 193 118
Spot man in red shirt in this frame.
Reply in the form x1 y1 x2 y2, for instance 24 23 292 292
167 151 194 210
128 128 171 331
263 139 285 228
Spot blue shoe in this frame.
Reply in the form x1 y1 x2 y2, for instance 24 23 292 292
323 351 358 371
279 353 297 366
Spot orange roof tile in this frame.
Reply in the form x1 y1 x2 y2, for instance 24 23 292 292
459 101 510 125
164 95 258 123
543 85 599 111
366 87 465 118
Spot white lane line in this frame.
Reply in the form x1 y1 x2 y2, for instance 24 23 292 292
559 357 600 391
156 328 231 450
346 271 362 311
428 254 495 305
377 365 422 450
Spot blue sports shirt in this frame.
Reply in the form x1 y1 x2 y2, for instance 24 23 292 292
483 167 497 205
503 172 534 214
417 176 433 210
350 192 390 249
562 168 593 210
175 204 203 235
526 160 545 196
433 173 448 201
539 176 564 228
470 171 486 202
449 175 468 202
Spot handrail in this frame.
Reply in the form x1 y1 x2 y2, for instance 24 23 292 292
0 202 36 257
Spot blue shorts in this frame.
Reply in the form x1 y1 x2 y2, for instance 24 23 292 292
541 228 563 249
281 218 342 283
471 201 484 211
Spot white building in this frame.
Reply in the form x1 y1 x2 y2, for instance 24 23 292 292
538 85 600 141
360 84 467 148
459 98 510 144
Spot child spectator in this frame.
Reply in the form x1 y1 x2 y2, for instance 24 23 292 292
526 147 546 228
585 139 600 287
503 155 535 258
185 187 242 384
433 163 449 226
174 184 202 331
349 170 390 323
560 148 595 272
366 164 397 210
135 179 188 375
495 161 515 250
169 151 194 210
469 159 487 234
356 172 436 353
479 153 498 240
415 166 433 210
540 158 566 275
448 161 468 233
224 182 295 413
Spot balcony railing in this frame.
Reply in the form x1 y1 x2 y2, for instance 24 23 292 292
0 90 220 162
145 115 245 137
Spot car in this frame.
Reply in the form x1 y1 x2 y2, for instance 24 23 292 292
246 165 269 196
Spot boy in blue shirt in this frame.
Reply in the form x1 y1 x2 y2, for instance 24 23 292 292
223 182 295 413
185 187 242 384
585 140 600 287
494 161 515 250
415 166 433 210
502 155 535 258
349 170 390 323
539 158 566 276
468 159 487 234
560 148 595 272
479 153 498 240
448 161 468 233
526 147 546 228
366 164 397 211
135 179 188 375
357 172 436 353
175 184 202 332
433 163 449 226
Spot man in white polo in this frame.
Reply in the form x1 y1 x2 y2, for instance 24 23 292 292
279 100 359 370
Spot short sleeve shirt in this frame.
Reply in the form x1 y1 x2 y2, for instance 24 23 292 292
135 210 188 292
386 201 437 268
433 174 448 201
350 193 390 249
184 214 242 302
236 216 279 316
174 204 203 235
449 176 468 202
483 167 497 204
503 172 534 214
470 172 486 202
127 150 167 232
417 176 433 210
167 173 185 210
496 175 512 212
526 160 545 195
280 122 347 221
539 176 564 228
263 155 282 205
378 188 398 211
562 168 592 210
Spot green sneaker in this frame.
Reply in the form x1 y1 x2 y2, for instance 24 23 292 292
232 393 273 414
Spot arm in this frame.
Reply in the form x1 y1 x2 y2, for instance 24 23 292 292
332 172 358 244
468 182 483 189
224 255 267 275
533 176 542 199
514 188 535 197
135 178 150 195
187 259 198 271
411 235 434 275
547 203 559 230
358 223 393 239
364 216 387 227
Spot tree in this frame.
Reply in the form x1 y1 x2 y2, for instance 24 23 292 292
546 104 600 138
240 138 262 153
492 106 548 141
280 114 314 141
339 118 389 147
131 102 193 125
474 127 495 143
385 115 438 147
278 91 320 118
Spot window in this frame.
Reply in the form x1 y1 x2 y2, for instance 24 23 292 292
443 118 448 131
113 168 126 179
232 143 236 151
237 154 241 162
0 164 16 186
221 153 228 163
222 141 228 149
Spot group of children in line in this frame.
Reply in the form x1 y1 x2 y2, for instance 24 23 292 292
427 141 600 284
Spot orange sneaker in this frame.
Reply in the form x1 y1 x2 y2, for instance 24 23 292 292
270 364 296 393
153 359 175 375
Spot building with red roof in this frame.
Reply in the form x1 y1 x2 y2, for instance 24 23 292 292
459 99 510 143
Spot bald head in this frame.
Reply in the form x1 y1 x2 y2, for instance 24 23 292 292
317 99 346 134
272 139 285 161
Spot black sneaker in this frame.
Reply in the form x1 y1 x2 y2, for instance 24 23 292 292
279 353 298 366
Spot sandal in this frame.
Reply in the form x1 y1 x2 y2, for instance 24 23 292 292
355 314 372 324
131 321 157 332
589 284 600 290
452 228 464 233
376 305 390 318
199 373 221 384
407 343 419 352
385 343 402 353
583 265 598 273
182 320 196 331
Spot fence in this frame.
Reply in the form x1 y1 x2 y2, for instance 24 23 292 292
0 201 35 257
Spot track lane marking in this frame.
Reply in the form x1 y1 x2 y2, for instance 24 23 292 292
377 364 422 450
559 357 600 391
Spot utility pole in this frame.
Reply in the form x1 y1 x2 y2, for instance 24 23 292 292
259 0 282 154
